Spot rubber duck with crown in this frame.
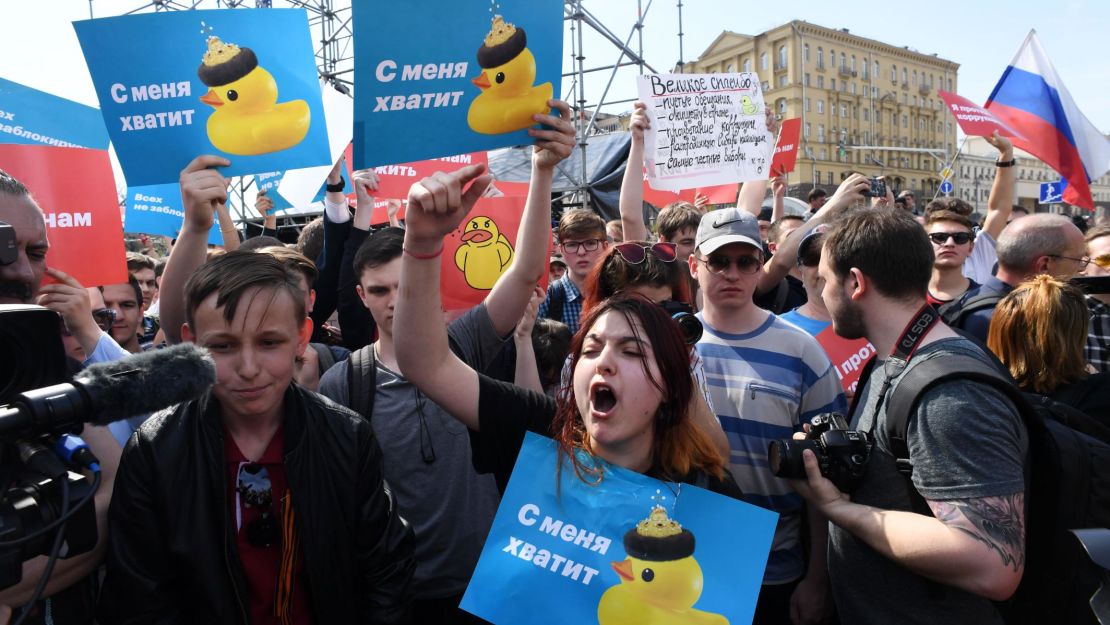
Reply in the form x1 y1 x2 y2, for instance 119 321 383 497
598 505 729 625
197 36 311 156
466 16 553 135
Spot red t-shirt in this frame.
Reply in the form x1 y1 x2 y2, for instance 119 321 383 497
225 427 313 625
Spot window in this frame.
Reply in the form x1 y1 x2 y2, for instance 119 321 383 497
913 96 918 106
831 79 836 91
817 47 824 68
743 58 751 72
803 44 810 62
778 45 787 68
872 86 879 98
777 98 787 115
818 76 825 89
761 80 770 92
913 70 917 86
805 73 810 86
820 148 828 160
841 104 847 117
903 115 908 128
862 59 869 79
948 78 953 91
863 131 870 143
778 75 788 87
817 100 824 114
760 53 768 70
891 64 897 82
902 68 908 84
892 112 898 125
805 97 811 112
840 52 846 70
863 108 870 121
815 169 821 182
851 82 856 95
873 60 879 79
726 63 734 72
828 172 834 185
851 55 856 72
817 124 825 142
804 122 811 138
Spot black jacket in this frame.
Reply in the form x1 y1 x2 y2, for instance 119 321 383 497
98 384 415 624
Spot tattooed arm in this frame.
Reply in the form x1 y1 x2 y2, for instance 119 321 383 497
928 494 1026 573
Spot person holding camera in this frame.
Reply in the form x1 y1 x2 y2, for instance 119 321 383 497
791 206 1027 625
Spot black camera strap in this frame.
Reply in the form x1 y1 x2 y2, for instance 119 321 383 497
863 305 941 455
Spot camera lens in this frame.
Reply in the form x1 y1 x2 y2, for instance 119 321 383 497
768 439 816 479
671 312 703 345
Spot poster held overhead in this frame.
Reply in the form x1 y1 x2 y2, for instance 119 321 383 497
73 9 331 186
0 77 110 150
638 73 774 192
769 118 801 175
351 0 562 168
937 91 1023 139
124 183 223 246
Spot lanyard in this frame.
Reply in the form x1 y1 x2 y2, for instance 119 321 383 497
866 305 941 436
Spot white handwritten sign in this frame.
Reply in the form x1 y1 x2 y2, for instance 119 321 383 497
637 73 773 192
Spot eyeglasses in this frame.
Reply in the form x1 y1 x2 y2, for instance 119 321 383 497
928 232 973 246
1050 254 1091 270
237 462 279 548
91 308 116 331
1090 254 1110 270
696 253 762 275
613 242 677 264
560 239 606 255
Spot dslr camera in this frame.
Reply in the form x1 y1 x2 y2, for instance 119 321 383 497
659 300 703 345
768 413 872 493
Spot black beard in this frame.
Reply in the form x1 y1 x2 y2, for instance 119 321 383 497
0 280 32 302
831 300 867 340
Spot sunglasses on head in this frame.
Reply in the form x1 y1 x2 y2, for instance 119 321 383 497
613 242 677 264
1091 254 1110 270
698 252 762 275
928 232 973 245
237 462 279 548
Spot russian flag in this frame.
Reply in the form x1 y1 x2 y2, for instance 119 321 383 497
985 31 1110 209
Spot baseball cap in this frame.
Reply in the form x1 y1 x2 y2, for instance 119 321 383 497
796 224 830 265
549 255 567 267
695 207 762 255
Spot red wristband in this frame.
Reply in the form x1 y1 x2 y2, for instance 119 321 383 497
403 244 444 260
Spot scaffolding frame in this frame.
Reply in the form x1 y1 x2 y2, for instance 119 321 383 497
91 0 684 223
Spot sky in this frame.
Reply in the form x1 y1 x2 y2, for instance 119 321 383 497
1 0 1106 147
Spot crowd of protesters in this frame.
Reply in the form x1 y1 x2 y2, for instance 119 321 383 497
0 92 1108 625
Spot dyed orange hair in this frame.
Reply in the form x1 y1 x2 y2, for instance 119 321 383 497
987 275 1090 394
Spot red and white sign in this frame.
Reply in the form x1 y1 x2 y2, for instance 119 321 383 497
440 195 550 312
641 167 696 207
0 144 127 288
348 142 489 200
815 326 877 396
938 91 1025 139
770 118 802 175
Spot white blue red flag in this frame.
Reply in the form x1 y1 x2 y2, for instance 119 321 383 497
985 31 1110 209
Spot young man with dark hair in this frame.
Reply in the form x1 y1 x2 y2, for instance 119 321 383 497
100 250 415 624
101 274 145 353
795 206 1027 625
125 252 158 310
925 210 979 306
806 187 827 213
654 202 702 262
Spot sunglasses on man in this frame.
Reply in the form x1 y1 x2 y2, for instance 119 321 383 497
928 232 974 246
695 253 762 275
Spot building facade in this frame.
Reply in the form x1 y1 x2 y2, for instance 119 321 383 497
958 136 1110 217
681 21 959 199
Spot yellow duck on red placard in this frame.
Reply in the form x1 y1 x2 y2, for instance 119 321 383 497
598 506 729 625
455 215 514 290
197 36 311 156
467 16 553 135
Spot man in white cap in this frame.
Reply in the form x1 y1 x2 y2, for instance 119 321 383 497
689 206 846 625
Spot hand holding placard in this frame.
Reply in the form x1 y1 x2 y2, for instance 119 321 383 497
405 163 493 247
179 155 230 234
529 100 576 171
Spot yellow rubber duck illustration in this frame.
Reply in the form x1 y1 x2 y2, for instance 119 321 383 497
455 215 514 290
467 16 553 135
598 506 729 625
197 36 311 156
739 95 759 115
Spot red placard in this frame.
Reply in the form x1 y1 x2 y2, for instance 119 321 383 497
641 167 696 207
440 196 551 311
368 199 407 226
0 144 127 288
770 118 802 175
694 183 739 205
485 180 531 198
351 142 488 200
938 91 1025 139
815 326 878 396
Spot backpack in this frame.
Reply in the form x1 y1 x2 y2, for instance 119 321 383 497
862 353 1110 625
310 342 337 375
938 290 1005 329
345 344 378 421
543 280 567 325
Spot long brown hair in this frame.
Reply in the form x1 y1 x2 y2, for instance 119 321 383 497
580 241 692 315
551 293 725 483
987 275 1090 394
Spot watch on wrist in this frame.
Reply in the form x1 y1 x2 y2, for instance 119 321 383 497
995 158 1016 168
326 179 346 192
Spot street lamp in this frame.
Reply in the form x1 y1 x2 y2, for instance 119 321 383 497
805 147 818 192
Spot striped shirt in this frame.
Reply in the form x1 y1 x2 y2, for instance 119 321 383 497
696 312 847 584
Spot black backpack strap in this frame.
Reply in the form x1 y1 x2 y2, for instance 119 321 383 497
310 342 336 375
847 354 879 418
941 291 1005 328
346 344 378 421
544 280 566 324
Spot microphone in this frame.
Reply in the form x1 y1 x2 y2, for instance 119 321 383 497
0 343 216 435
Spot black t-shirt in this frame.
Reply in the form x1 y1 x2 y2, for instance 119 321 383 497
753 275 808 314
474 373 744 499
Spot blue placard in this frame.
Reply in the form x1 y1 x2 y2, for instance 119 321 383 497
74 9 331 186
0 77 110 150
254 171 294 212
124 183 223 245
1039 179 1067 204
352 0 563 168
461 432 777 625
